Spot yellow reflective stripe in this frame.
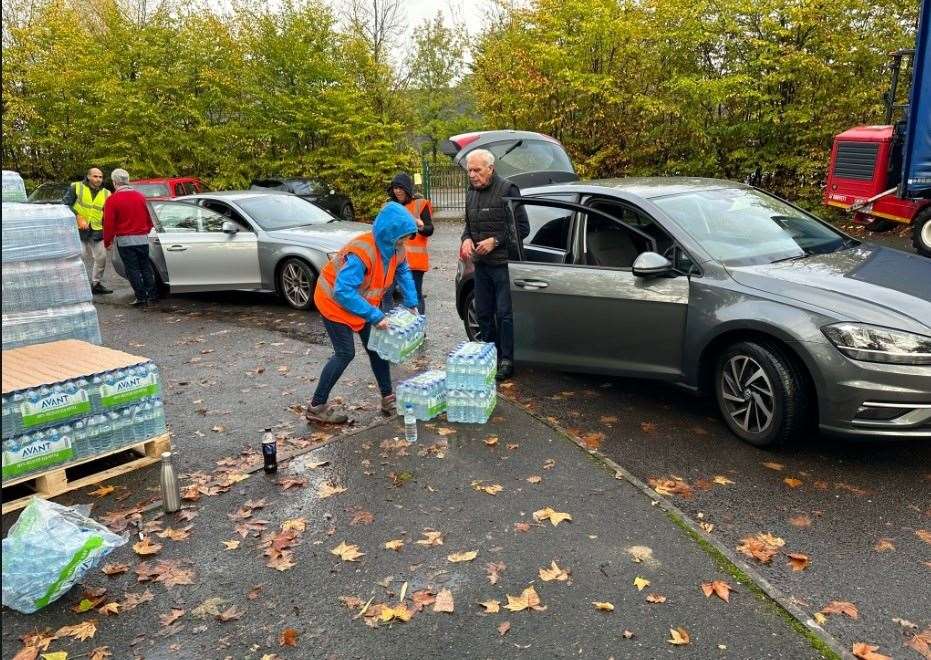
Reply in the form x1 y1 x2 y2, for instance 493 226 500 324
317 276 334 296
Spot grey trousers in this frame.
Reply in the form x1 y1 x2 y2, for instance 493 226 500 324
82 238 107 284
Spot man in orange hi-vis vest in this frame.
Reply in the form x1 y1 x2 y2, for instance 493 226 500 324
381 172 433 314
306 202 419 424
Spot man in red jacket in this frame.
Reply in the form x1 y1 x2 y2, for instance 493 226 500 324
103 168 157 307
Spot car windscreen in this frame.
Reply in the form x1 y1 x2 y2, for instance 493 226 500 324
483 139 575 179
27 183 69 203
134 183 170 197
652 188 850 267
235 194 334 230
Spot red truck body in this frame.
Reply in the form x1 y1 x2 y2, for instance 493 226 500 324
823 126 928 226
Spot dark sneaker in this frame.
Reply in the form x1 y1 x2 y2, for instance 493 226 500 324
130 299 148 307
381 393 397 415
495 359 514 381
305 403 349 424
92 283 113 294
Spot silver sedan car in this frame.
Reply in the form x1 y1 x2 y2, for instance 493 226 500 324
113 191 368 309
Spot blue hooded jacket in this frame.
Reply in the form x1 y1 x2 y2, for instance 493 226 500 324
334 201 419 325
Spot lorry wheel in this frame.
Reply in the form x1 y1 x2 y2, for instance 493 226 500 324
912 207 931 258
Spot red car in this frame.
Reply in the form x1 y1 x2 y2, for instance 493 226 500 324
130 176 209 198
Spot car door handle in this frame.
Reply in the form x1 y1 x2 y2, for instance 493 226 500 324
166 245 188 252
513 279 549 289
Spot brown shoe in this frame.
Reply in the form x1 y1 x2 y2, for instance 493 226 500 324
381 393 397 415
305 403 348 424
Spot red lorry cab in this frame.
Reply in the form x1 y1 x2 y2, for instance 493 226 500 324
130 176 209 199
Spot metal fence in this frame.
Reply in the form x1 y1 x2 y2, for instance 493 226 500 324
422 160 467 213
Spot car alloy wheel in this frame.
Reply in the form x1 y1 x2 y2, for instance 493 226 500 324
714 340 809 447
720 355 775 435
279 259 315 310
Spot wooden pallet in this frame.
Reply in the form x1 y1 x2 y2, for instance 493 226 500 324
1 433 171 515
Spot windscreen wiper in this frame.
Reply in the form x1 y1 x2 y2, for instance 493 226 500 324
499 140 524 159
770 251 812 264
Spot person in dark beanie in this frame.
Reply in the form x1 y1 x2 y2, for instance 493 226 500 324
459 149 529 381
381 172 433 314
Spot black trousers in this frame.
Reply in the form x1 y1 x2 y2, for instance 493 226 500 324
117 243 157 302
473 262 513 361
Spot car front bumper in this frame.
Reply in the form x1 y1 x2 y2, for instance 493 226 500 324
806 342 931 438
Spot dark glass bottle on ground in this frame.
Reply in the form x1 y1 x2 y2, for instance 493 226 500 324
262 428 277 473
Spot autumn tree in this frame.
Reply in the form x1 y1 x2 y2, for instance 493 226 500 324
406 12 480 160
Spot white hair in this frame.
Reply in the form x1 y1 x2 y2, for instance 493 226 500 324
466 149 495 167
111 168 130 185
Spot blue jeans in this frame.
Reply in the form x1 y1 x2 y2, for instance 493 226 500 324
380 270 425 315
311 318 392 406
474 262 513 362
117 243 157 302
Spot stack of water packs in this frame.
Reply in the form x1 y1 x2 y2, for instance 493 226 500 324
2 182 100 350
2 342 166 483
445 341 497 423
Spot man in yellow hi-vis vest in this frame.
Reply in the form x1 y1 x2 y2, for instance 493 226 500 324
63 167 113 294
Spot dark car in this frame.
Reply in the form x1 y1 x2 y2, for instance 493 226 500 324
441 130 579 189
455 177 931 446
250 177 355 222
27 182 71 204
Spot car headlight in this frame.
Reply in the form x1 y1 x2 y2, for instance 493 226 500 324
822 323 931 365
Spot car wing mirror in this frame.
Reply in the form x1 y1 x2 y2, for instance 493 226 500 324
632 252 673 278
221 220 239 235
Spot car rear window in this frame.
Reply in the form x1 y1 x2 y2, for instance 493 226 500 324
134 183 170 197
485 140 575 179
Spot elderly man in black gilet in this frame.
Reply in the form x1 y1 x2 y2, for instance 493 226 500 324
458 149 530 381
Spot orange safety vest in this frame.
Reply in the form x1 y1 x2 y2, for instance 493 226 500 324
405 198 432 272
313 233 404 331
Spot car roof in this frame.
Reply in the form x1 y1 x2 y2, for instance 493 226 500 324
131 177 200 184
523 176 748 200
183 190 293 202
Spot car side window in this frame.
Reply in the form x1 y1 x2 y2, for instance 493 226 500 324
199 200 252 232
581 214 648 269
154 203 202 232
516 194 578 264
179 182 195 196
174 183 186 196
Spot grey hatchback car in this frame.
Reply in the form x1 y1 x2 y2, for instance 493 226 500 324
455 178 931 446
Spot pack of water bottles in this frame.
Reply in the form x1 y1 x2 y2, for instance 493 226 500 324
1 400 167 482
2 257 92 314
446 341 497 389
2 362 163 438
367 307 426 364
2 302 102 350
395 370 447 420
445 341 498 424
2 497 127 613
2 170 27 202
1 201 82 263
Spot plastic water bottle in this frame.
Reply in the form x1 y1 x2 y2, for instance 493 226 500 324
404 404 417 443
